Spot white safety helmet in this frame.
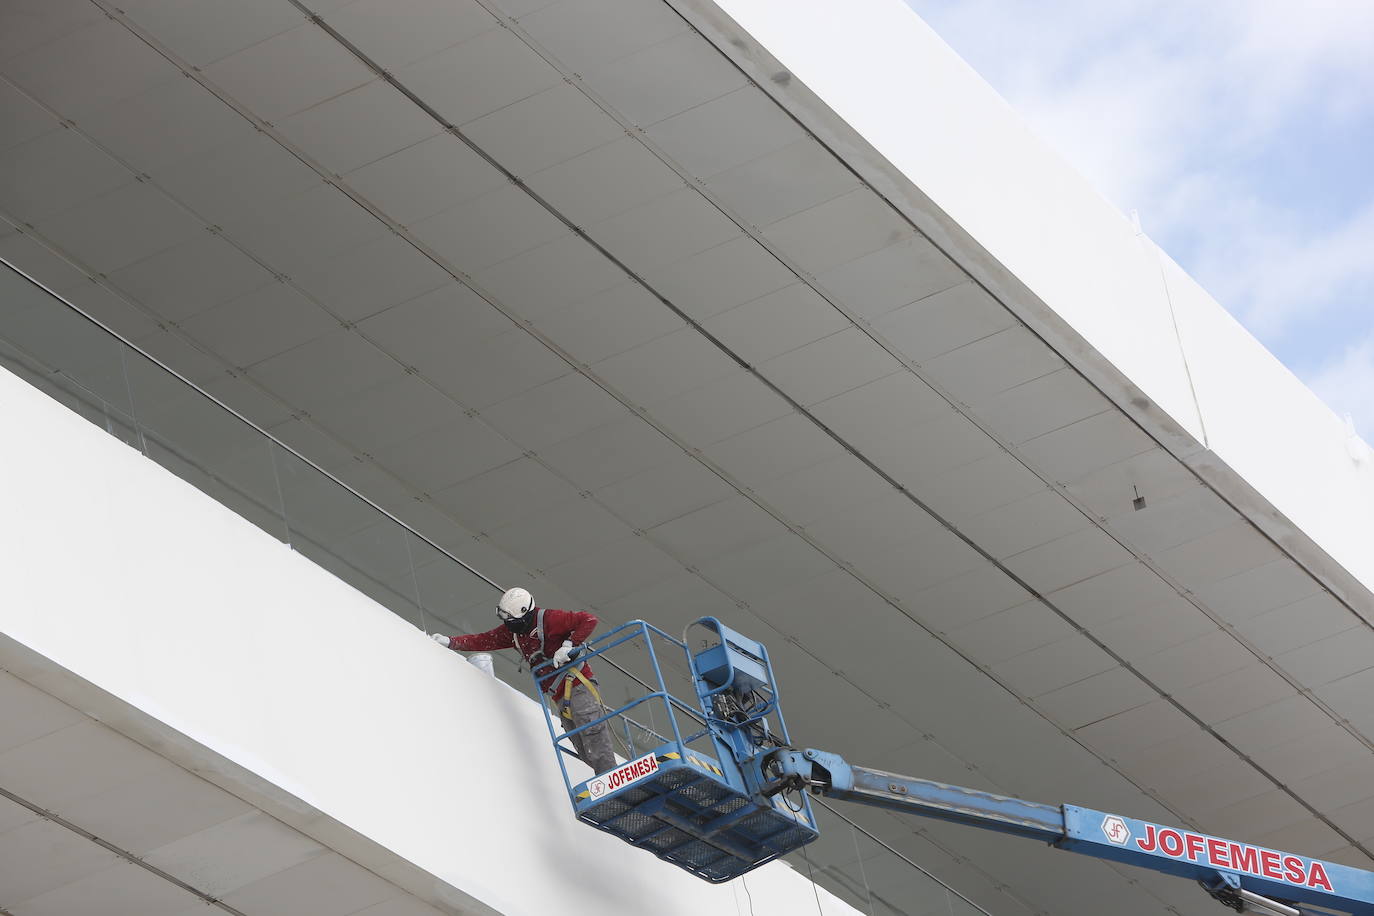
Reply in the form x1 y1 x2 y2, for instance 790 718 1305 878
497 587 534 621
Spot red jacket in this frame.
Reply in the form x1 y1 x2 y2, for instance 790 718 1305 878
448 608 597 698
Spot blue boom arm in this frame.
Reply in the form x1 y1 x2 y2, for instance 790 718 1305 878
766 749 1374 916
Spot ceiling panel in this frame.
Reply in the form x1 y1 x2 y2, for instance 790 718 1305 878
1193 558 1327 626
396 27 561 127
582 30 746 127
1019 409 1159 485
592 453 733 530
357 282 512 367
0 819 121 906
646 85 804 178
1212 695 1336 755
1275 626 1374 688
1132 628 1252 691
1033 665 1157 730
1155 522 1284 586
704 282 849 365
276 80 442 176
537 412 683 491
993 633 1118 699
433 456 583 529
222 851 399 916
592 325 737 406
704 411 843 485
325 0 498 73
0 671 86 754
474 233 627 324
1 19 171 119
762 187 916 275
1289 753 1374 814
1002 526 1135 595
14 859 203 916
1173 664 1296 725
290 234 452 323
354 895 450 916
230 184 391 278
648 369 792 446
1064 445 1200 520
461 82 624 178
57 763 250 857
761 326 900 407
202 24 373 122
141 811 327 900
75 74 248 176
119 0 305 68
705 138 861 228
543 533 683 606
1093 595 1219 661
155 131 321 230
480 372 629 451
527 136 686 226
918 450 1047 522
0 721 166 810
345 133 506 227
0 128 133 224
1106 486 1237 555
487 494 632 570
750 452 893 527
642 235 796 322
32 182 202 274
646 494 785 566
974 366 1113 446
247 329 403 410
921 325 1066 409
308 374 465 451
695 532 834 604
530 280 684 365
368 416 522 493
947 600 1073 665
895 565 1027 637
817 236 966 322
409 183 569 274
178 281 335 369
420 328 571 409
857 411 1001 495
586 185 740 273
810 370 948 438
0 0 104 62
520 0 688 74
1236 592 1360 656
956 487 1089 559
0 82 54 153
861 534 994 611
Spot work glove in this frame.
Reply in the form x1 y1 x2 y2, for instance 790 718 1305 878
552 640 580 667
430 633 450 648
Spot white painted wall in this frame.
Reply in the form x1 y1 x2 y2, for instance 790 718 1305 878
0 366 858 916
705 0 1374 599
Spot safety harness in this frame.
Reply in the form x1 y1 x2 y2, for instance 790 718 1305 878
513 608 604 722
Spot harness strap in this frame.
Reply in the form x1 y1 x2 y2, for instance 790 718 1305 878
558 666 601 719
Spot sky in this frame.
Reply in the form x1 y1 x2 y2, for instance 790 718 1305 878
903 0 1374 438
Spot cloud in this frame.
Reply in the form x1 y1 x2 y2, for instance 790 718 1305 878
904 0 1374 406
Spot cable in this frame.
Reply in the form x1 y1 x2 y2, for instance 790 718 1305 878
800 842 826 914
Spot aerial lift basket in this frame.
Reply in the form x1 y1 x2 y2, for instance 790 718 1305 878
537 619 818 882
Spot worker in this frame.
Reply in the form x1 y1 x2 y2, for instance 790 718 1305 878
430 587 617 775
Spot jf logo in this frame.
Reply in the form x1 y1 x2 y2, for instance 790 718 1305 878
1101 815 1131 846
589 777 609 799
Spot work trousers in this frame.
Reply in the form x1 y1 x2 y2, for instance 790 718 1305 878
560 680 616 775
